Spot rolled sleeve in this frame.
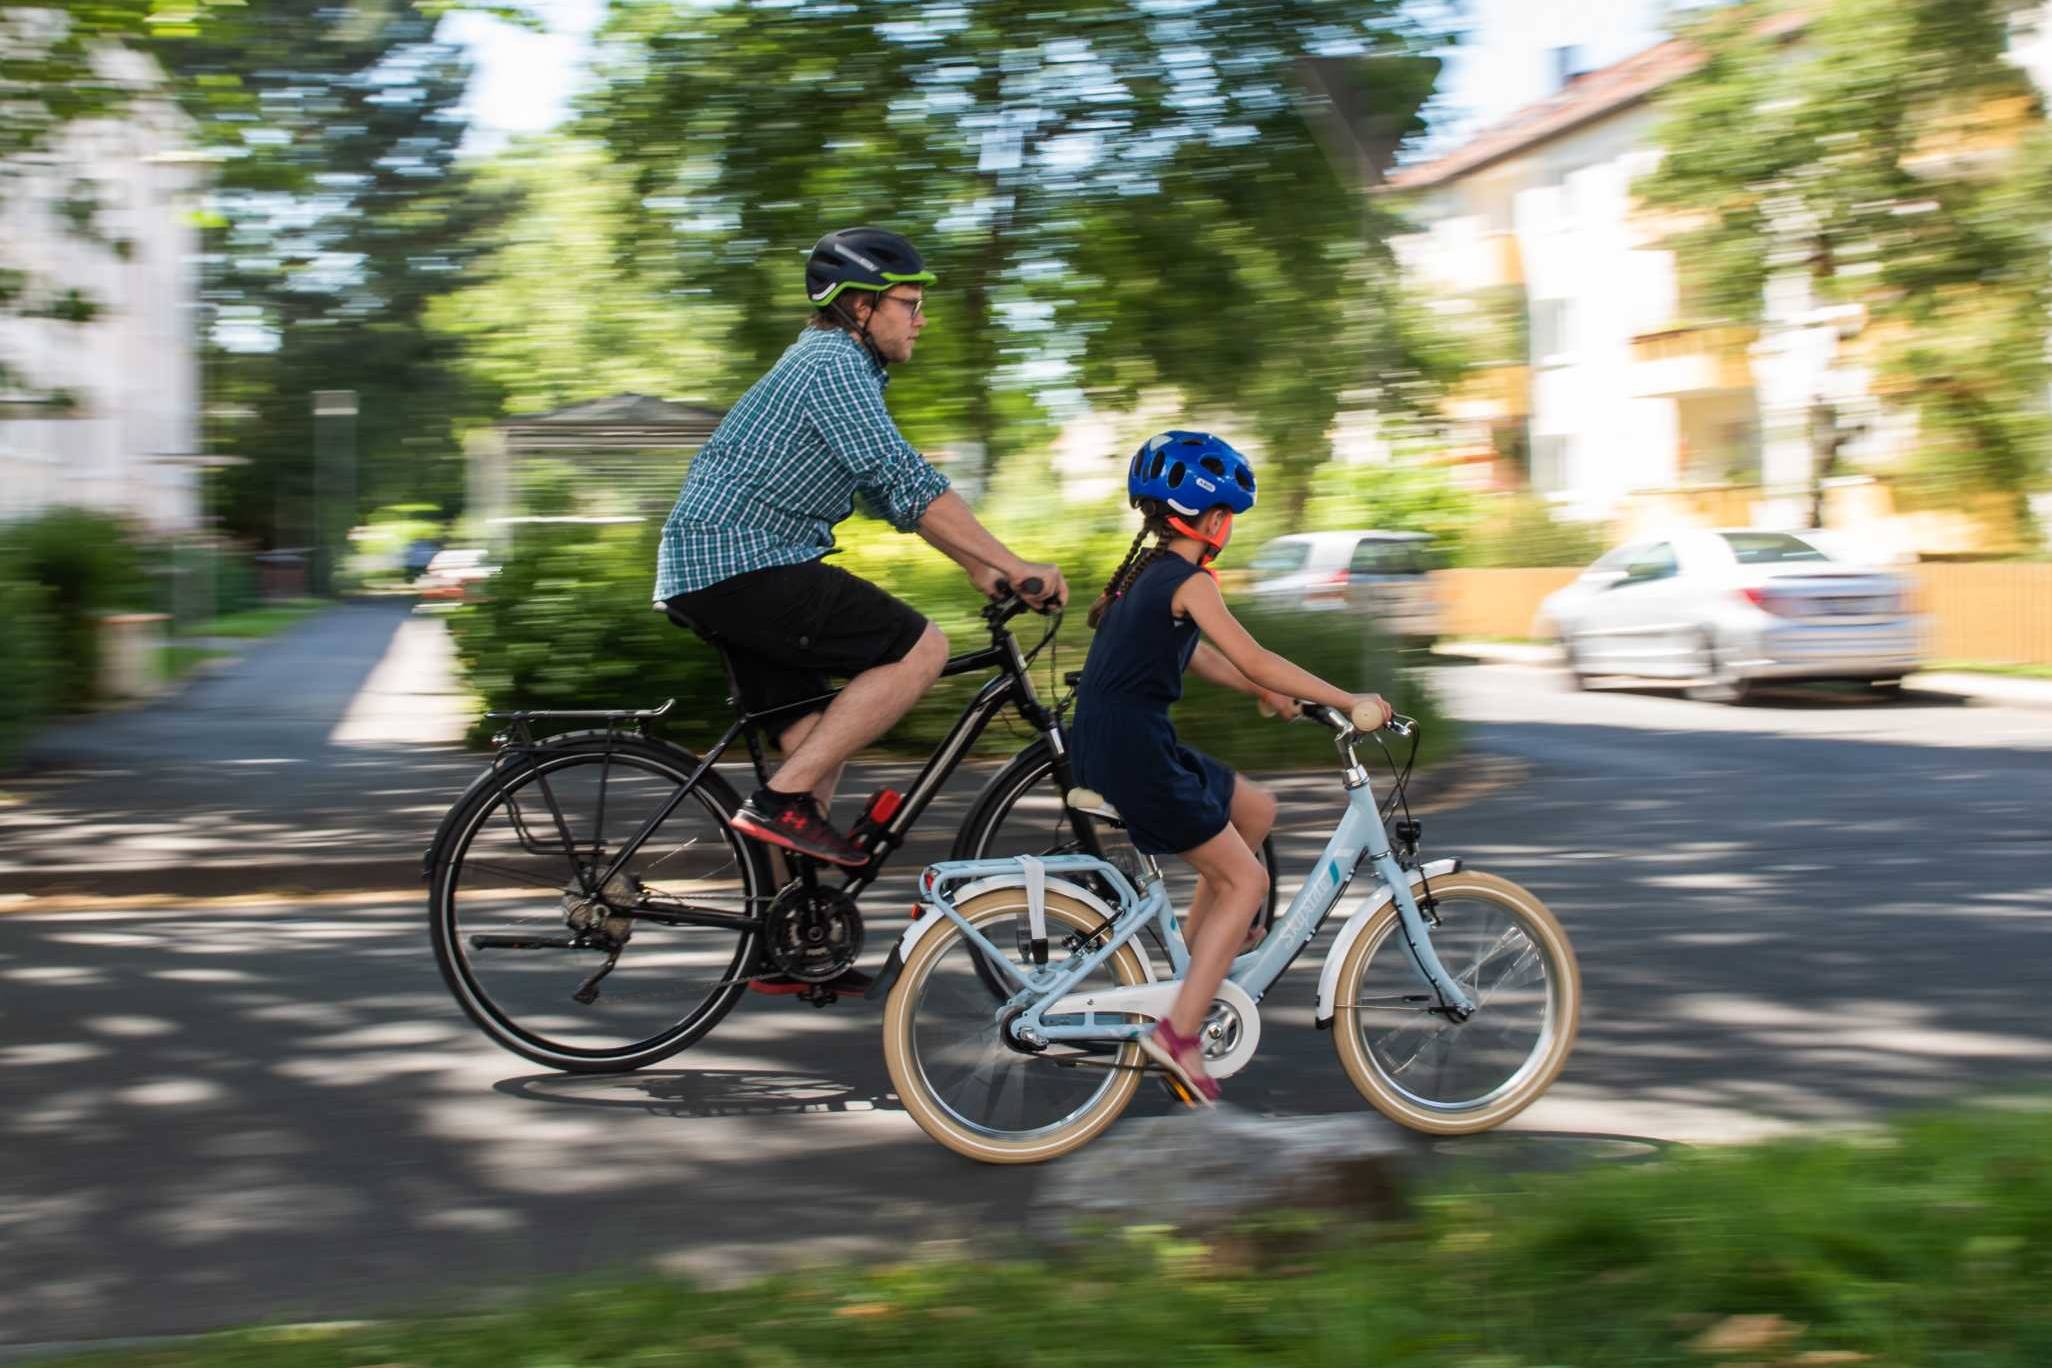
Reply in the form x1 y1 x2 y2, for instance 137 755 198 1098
805 352 951 533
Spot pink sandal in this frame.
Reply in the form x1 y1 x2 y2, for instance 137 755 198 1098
1138 1018 1221 1106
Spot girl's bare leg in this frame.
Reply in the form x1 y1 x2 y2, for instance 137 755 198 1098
1167 823 1268 1040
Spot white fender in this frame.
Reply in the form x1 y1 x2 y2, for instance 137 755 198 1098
1313 858 1463 1027
891 873 1154 982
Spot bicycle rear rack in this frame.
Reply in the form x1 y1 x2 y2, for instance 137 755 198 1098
485 699 675 748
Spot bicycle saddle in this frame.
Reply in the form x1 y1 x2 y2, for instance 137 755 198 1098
1065 788 1120 821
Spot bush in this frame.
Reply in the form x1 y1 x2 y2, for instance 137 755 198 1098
1299 459 1483 548
0 558 57 769
0 506 151 710
1461 492 1609 568
450 518 1457 775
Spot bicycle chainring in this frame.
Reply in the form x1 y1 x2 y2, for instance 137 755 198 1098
764 883 864 983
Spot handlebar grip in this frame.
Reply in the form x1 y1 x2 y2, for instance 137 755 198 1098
1018 576 1043 597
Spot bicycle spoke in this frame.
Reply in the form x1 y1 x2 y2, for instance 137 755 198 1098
435 746 760 1067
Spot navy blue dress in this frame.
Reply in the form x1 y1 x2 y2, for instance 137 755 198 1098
1070 554 1238 856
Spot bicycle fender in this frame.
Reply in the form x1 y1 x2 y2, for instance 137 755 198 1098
420 732 716 882
865 873 1146 1002
1312 858 1463 1028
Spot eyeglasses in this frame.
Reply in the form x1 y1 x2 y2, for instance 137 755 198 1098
880 293 924 320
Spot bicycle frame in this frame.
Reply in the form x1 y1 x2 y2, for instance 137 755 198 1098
897 759 1477 1036
483 608 1091 924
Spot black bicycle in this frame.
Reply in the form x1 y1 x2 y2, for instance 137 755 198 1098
424 580 1278 1073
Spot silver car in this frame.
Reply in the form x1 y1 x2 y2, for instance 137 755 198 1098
1537 529 1923 703
1246 530 1442 644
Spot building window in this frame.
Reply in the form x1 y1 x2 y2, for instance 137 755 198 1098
1532 434 1574 492
1532 298 1575 364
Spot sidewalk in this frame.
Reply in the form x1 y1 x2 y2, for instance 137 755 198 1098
0 599 483 899
1435 639 2052 710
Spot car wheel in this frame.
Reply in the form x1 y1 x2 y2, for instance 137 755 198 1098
1685 630 1753 705
1559 635 1592 692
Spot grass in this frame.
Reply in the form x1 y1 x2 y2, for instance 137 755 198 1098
1927 660 2052 680
33 1101 2052 1367
156 645 232 682
174 598 325 640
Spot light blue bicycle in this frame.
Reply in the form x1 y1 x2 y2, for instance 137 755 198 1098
876 703 1580 1163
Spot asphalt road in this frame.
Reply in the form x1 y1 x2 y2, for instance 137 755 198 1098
3 644 2049 1351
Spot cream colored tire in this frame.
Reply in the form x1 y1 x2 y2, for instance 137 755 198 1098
883 888 1149 1164
1331 871 1579 1135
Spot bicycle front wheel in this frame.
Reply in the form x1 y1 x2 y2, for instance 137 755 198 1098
884 887 1149 1164
1331 871 1579 1134
429 736 770 1073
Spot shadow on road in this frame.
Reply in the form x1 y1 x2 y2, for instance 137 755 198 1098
496 1067 905 1119
2 703 2048 1348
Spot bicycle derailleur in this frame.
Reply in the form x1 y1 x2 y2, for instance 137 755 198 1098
560 868 642 1005
764 882 864 1007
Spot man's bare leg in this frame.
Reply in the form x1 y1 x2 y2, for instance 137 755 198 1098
766 624 947 797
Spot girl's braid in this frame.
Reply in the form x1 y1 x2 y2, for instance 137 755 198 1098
1087 505 1176 628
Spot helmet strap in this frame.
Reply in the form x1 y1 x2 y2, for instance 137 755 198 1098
1165 510 1232 565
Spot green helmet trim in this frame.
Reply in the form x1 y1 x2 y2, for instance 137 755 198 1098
808 270 937 309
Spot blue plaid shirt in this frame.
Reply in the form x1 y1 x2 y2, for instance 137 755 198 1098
653 327 950 601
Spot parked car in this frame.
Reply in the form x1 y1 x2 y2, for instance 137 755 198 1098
1537 529 1922 703
416 547 498 603
1245 530 1442 645
402 537 444 581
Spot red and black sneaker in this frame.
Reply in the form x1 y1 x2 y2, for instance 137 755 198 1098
730 789 869 868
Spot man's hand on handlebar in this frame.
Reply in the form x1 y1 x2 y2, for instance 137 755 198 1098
1007 562 1067 612
965 562 1009 601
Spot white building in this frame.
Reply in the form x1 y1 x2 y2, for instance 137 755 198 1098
1390 30 1785 524
1390 2 2052 546
0 47 204 531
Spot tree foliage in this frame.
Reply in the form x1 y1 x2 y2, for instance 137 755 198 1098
1642 0 2052 502
424 137 729 417
150 1 517 556
587 0 1453 503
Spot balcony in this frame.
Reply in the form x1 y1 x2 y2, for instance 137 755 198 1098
1628 324 1755 397
1449 364 1531 421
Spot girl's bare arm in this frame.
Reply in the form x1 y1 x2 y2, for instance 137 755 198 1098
1173 573 1360 713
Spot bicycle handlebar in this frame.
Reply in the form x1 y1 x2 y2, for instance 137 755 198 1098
984 576 1061 628
1259 697 1417 738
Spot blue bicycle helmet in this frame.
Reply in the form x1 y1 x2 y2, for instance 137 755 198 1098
1126 430 1257 517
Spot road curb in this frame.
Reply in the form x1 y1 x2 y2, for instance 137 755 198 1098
1434 641 2052 710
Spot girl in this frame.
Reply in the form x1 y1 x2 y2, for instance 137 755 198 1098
1069 431 1391 1105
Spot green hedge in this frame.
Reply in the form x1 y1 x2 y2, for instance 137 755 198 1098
0 558 57 770
448 519 1455 773
0 506 151 714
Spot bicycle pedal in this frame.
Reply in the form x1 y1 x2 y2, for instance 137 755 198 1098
1159 1073 1196 1106
799 985 839 1008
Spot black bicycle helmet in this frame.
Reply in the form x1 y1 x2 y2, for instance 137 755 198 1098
805 226 936 308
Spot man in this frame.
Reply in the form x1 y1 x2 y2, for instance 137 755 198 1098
655 225 1066 880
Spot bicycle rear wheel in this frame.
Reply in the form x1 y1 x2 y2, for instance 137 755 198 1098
883 888 1149 1164
429 735 769 1073
1330 871 1579 1134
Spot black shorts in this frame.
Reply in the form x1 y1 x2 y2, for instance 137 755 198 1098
666 559 930 726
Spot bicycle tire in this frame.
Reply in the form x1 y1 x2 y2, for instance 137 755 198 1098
1330 871 1579 1134
883 887 1149 1163
428 733 770 1073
